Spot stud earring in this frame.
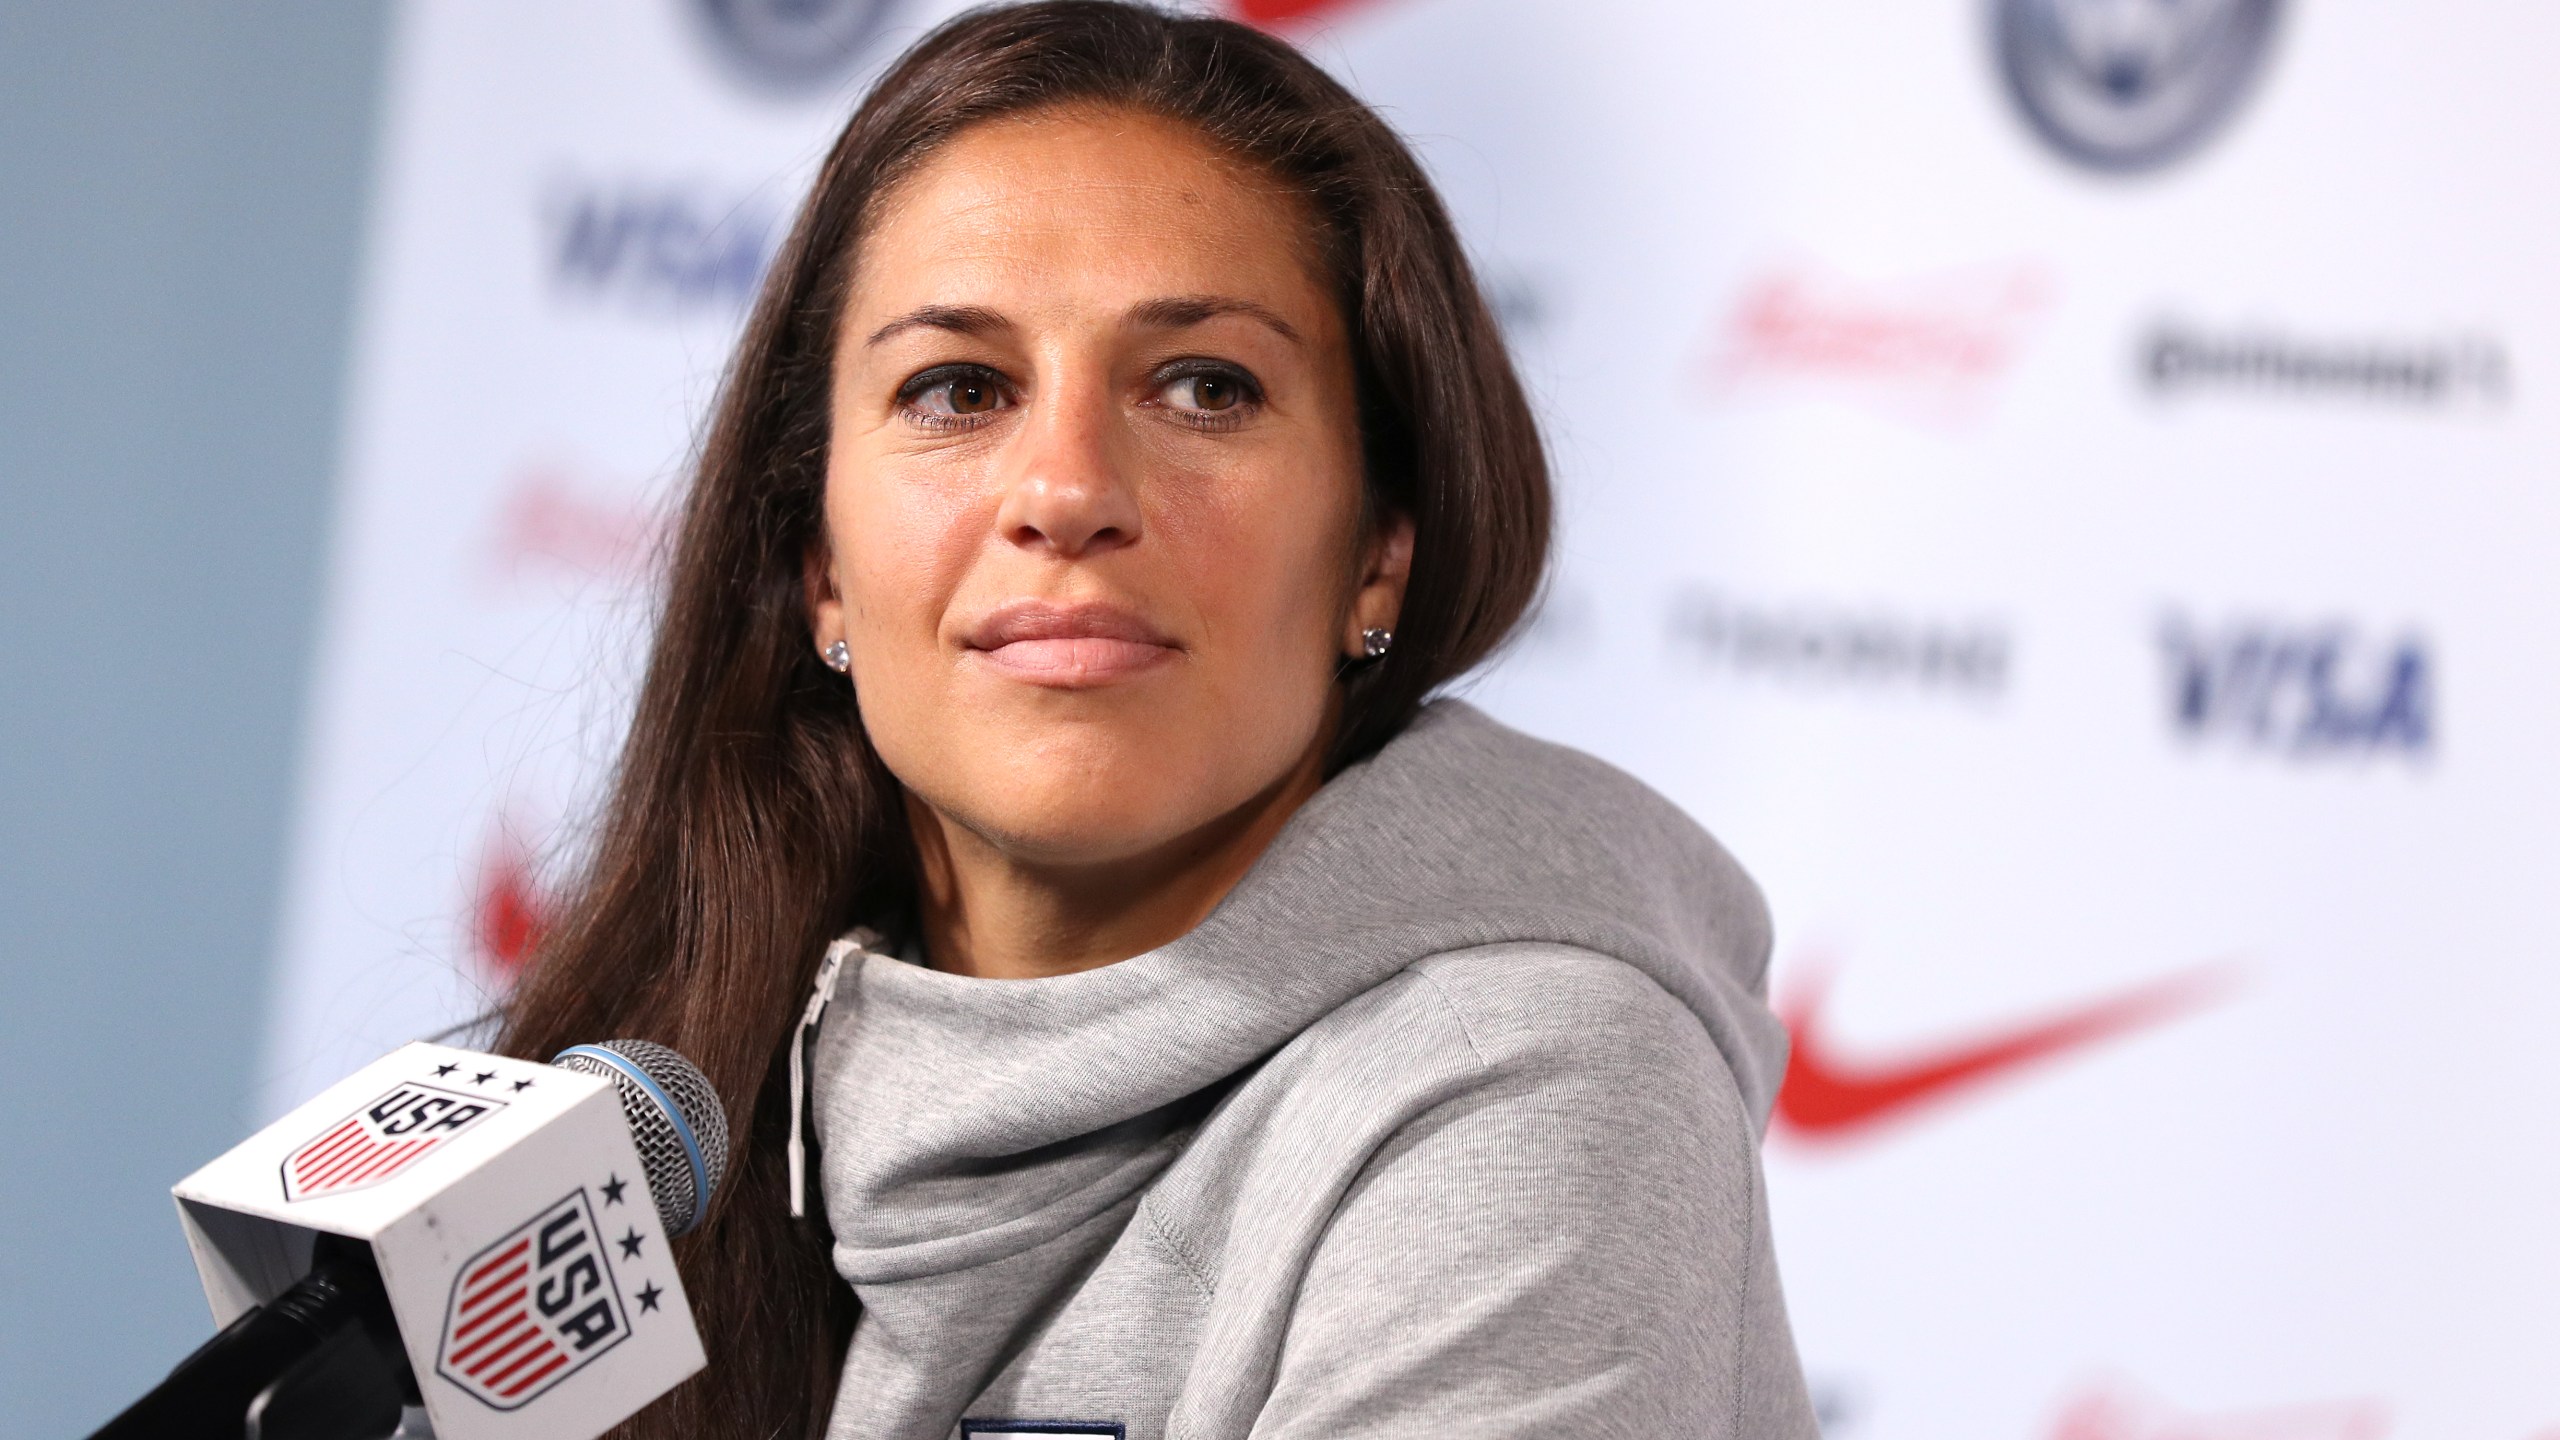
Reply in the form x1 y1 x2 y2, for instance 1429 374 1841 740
1361 627 1394 659
823 640 851 673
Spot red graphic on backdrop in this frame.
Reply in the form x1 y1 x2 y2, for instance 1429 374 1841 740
487 463 667 589
2047 1377 2390 1440
1773 963 2232 1141
475 831 553 977
1230 0 1377 27
1699 261 2052 426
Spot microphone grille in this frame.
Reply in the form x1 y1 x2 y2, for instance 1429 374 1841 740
552 1040 731 1236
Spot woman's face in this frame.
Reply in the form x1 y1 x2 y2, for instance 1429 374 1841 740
813 106 1410 869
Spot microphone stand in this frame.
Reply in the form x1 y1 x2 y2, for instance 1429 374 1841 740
90 1234 418 1440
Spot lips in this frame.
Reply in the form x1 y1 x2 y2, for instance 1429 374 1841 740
962 601 1180 687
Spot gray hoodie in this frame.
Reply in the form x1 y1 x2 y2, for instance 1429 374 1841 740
808 701 1819 1439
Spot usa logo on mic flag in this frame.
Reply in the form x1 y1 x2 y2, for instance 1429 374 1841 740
280 1081 503 1201
437 1189 632 1410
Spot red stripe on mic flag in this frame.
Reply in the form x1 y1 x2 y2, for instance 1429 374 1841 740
452 1315 536 1369
480 1338 561 1389
303 1143 380 1190
292 1121 366 1177
307 1130 403 1188
465 1239 531 1288
333 1143 404 1188
451 1318 533 1371
473 1330 550 1383
462 1263 527 1315
374 1138 435 1182
293 1139 362 1183
300 1127 378 1184
326 1145 402 1190
496 1348 569 1398
340 1138 426 1188
452 1287 525 1342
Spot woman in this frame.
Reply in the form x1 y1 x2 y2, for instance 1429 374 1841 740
500 3 1817 1436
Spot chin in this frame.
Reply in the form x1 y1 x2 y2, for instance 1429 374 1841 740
928 710 1300 866
953 764 1221 866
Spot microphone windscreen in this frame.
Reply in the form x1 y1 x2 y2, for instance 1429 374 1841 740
552 1041 730 1235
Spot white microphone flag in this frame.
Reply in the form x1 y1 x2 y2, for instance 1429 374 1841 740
174 1042 704 1440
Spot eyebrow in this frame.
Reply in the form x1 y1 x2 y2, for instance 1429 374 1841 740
864 304 1011 348
862 295 1303 348
1127 295 1303 346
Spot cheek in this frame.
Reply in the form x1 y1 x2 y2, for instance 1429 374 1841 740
817 459 973 810
830 461 978 638
1170 464 1362 682
829 459 990 815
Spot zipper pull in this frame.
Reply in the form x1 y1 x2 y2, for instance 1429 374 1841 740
788 929 875 1219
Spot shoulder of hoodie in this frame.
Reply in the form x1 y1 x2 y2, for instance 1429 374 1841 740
1386 702 1749 874
1289 940 1755 1143
1368 705 1775 983
1414 942 1746 1094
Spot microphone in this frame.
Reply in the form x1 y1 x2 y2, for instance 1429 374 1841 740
89 1039 730 1440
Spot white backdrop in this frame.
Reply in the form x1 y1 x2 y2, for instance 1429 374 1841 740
265 2 2560 1435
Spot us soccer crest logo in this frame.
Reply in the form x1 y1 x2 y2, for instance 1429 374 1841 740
280 1081 504 1201
437 1190 632 1409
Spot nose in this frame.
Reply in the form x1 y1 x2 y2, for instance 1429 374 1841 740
993 377 1142 559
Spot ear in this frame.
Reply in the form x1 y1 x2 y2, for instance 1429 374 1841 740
1341 510 1417 659
803 534 846 664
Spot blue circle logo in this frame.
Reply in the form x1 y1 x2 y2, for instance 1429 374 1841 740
1994 0 2282 173
692 0 900 94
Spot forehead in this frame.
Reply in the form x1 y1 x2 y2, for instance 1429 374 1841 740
851 105 1330 315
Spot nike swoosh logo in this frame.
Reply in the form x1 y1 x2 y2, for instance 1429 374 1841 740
1772 962 2234 1140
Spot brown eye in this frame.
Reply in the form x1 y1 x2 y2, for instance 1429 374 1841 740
1160 366 1259 416
899 365 1011 422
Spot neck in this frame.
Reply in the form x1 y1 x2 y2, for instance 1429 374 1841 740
906 739 1330 981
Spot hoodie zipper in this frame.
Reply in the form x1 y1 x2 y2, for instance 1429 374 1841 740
788 929 879 1220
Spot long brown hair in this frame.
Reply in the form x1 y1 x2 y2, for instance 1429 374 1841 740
496 3 1550 1434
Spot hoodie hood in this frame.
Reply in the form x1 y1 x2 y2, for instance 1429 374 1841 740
810 699 1786 1297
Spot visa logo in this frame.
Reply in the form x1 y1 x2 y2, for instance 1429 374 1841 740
544 182 779 311
2158 616 2432 757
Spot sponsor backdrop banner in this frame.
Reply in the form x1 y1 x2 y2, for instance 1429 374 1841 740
270 1 2560 1435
